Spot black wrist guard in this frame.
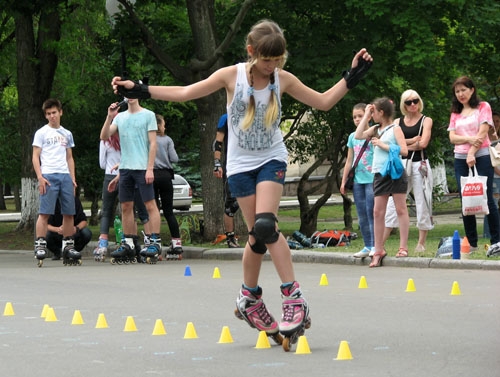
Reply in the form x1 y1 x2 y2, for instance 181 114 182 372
214 159 222 171
117 80 151 100
342 56 372 89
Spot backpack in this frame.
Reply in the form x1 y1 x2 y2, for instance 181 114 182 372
311 230 354 247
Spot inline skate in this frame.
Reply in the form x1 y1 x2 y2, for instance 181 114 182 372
34 237 47 267
226 231 240 248
93 238 108 262
62 238 82 266
166 237 183 260
110 235 137 264
139 233 162 264
279 281 311 352
234 286 283 345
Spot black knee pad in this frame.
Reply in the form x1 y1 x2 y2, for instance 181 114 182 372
253 212 280 242
224 197 239 217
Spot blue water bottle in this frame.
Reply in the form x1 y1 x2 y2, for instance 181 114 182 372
452 230 461 260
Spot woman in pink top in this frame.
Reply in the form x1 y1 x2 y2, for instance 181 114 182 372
447 76 499 248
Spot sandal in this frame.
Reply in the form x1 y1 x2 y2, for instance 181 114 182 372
369 251 387 268
395 248 408 258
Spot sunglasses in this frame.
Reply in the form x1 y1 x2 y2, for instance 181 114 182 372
404 98 420 106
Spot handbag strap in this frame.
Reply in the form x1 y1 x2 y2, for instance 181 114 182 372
351 138 370 170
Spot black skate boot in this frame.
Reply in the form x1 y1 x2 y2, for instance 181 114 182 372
62 238 82 266
110 235 137 264
34 237 47 267
166 237 183 260
141 233 162 264
226 232 240 248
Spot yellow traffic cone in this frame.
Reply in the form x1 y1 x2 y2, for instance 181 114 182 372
217 326 234 343
295 335 311 354
183 322 198 339
358 276 368 289
152 319 166 336
212 267 221 279
335 340 353 360
319 273 329 286
405 278 416 292
45 307 58 322
123 316 137 332
450 281 462 296
255 330 271 349
3 302 15 316
95 313 109 329
71 310 85 325
40 304 49 318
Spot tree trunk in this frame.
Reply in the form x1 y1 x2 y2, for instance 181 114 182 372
14 5 62 231
17 178 38 231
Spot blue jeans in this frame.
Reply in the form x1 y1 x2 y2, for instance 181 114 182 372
455 155 500 246
352 182 374 248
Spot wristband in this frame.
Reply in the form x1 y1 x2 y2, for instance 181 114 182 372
117 79 151 100
342 55 373 89
214 159 222 171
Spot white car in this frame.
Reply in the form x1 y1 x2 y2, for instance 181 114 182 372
172 174 192 211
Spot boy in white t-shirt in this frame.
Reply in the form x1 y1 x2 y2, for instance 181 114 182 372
32 98 79 266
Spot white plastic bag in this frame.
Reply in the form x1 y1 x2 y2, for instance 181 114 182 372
460 166 489 216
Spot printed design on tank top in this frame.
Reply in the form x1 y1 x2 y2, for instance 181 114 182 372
231 82 280 152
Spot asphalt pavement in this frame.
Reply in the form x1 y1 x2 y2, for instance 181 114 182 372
1 247 499 377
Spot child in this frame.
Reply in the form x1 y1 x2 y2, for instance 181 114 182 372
32 98 79 266
112 20 372 340
354 98 409 267
340 103 375 258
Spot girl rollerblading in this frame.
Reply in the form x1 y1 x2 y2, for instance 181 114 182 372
112 19 372 350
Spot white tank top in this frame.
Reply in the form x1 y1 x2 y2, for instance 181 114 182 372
226 63 288 177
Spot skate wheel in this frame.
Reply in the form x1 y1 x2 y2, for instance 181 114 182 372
146 257 151 264
37 259 43 268
271 333 283 345
110 258 117 265
234 308 243 320
131 257 137 264
77 259 82 266
282 337 291 352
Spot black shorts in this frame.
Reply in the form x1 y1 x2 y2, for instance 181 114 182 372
373 172 408 197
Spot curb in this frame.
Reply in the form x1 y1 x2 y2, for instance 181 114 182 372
78 241 500 271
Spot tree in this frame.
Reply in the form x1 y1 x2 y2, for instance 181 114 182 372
113 0 257 241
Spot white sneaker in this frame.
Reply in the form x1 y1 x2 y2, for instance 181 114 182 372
369 247 376 257
353 247 370 258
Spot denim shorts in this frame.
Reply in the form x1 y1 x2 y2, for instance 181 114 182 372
39 173 75 215
119 169 155 203
228 160 287 198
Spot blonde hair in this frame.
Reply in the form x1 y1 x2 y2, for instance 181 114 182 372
400 89 424 116
241 20 287 131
